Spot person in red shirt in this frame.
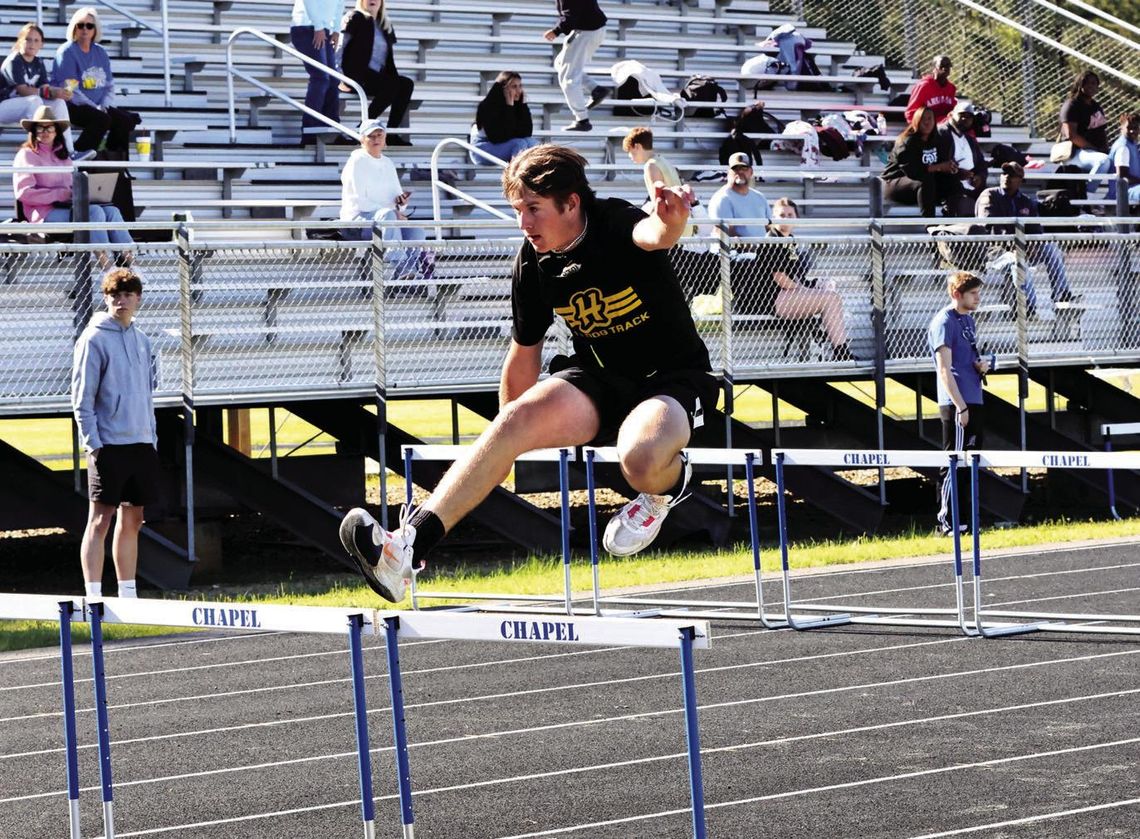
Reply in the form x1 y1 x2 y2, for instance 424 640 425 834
904 55 957 125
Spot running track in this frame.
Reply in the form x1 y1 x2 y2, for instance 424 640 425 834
2 541 1139 838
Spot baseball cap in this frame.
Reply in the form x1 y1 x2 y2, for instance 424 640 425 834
951 100 975 116
727 152 753 169
358 118 387 137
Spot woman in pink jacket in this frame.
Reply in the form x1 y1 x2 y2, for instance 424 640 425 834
13 106 132 268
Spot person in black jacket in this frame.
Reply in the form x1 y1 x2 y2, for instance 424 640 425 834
937 101 987 216
543 0 610 132
470 71 539 165
339 0 414 146
880 105 959 217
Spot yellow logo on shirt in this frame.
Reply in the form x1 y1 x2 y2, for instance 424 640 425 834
555 286 648 336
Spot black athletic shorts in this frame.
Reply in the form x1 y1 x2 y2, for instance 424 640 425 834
88 443 161 507
548 354 720 445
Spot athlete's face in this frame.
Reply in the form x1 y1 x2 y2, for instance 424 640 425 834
510 186 583 254
954 287 981 312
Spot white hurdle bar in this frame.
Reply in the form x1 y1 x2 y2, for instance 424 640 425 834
773 449 1140 638
402 445 776 623
0 596 712 839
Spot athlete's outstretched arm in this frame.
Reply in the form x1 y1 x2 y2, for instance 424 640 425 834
633 181 693 251
499 339 543 409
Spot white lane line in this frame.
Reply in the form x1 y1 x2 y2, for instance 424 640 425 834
907 797 1140 837
65 732 1140 837
493 737 1140 838
5 646 1139 803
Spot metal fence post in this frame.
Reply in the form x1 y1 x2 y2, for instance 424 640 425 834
870 220 888 505
1013 219 1030 493
370 225 390 529
869 176 884 219
176 224 197 563
70 171 92 338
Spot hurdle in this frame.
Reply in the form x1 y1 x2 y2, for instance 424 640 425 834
1101 422 1140 520
403 444 775 622
0 594 84 839
2 595 712 838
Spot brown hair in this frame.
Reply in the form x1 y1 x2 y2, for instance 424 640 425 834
101 268 143 296
1121 112 1140 131
1000 161 1025 178
621 126 654 152
13 22 44 52
900 105 935 141
947 270 982 297
501 143 595 212
771 197 799 215
494 70 522 87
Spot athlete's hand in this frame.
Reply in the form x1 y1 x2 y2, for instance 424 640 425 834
651 181 693 227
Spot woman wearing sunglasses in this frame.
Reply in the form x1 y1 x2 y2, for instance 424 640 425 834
51 6 140 156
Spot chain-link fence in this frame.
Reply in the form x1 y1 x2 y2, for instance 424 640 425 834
1 218 1138 416
773 0 1140 140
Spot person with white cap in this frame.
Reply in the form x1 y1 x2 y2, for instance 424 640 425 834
339 118 429 278
937 100 987 215
707 151 771 238
12 105 133 269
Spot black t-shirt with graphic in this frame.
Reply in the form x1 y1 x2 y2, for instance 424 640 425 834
511 197 711 378
1059 97 1108 151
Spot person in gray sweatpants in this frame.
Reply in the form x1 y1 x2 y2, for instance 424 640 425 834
543 0 610 133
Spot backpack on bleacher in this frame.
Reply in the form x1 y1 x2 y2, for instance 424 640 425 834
735 104 783 148
718 129 763 168
612 77 656 117
744 57 790 92
797 52 832 92
814 125 850 160
680 75 727 119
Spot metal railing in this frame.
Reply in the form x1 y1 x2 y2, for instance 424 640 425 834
226 27 369 143
2 215 1137 417
429 138 514 240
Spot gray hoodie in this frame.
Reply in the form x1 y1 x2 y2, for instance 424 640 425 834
71 312 157 452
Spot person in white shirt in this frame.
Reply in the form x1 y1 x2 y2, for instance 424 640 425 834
340 118 430 279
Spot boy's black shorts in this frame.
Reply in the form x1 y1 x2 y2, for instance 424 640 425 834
548 354 720 445
88 443 161 507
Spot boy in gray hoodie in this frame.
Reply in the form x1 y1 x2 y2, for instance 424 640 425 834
71 268 158 599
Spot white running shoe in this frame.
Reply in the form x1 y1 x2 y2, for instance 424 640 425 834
603 454 692 557
339 506 418 602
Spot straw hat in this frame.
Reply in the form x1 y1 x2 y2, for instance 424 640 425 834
20 105 70 132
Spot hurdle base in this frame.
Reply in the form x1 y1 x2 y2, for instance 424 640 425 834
787 612 853 630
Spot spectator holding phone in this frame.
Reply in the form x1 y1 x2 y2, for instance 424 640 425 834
339 118 430 278
470 71 539 164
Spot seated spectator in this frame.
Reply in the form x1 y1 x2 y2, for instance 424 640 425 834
765 198 853 360
1103 112 1140 208
975 162 1079 315
905 55 957 125
881 105 959 217
1 24 81 156
13 106 132 270
339 118 430 279
52 7 140 157
1058 70 1110 174
937 101 987 216
339 0 414 146
290 0 341 144
470 71 539 165
708 152 770 238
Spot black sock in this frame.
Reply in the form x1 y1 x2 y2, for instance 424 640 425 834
407 507 444 560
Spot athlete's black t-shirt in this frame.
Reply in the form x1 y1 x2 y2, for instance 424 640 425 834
511 197 711 378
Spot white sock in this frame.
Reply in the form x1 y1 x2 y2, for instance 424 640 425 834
85 581 103 599
118 580 138 599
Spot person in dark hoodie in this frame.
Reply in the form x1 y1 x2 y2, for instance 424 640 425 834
71 268 158 601
470 71 539 165
339 0 414 146
543 0 611 132
904 55 957 125
880 105 959 217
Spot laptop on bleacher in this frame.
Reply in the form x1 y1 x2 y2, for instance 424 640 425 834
86 172 119 204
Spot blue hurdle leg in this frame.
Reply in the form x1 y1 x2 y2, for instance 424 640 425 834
57 601 82 839
88 601 116 838
559 448 573 616
679 627 706 839
348 614 378 839
384 617 416 838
